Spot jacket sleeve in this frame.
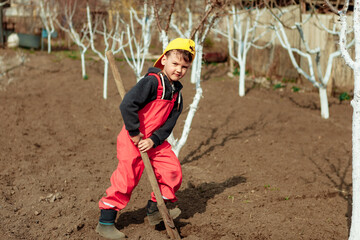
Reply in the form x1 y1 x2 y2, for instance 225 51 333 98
150 93 183 147
120 76 158 136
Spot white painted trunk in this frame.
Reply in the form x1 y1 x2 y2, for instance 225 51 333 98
190 56 197 84
170 44 203 156
349 69 360 240
80 51 86 79
47 34 51 53
160 30 168 51
81 51 86 79
136 73 141 82
190 38 200 84
336 0 360 238
319 87 329 119
172 87 203 156
103 58 109 99
239 58 246 97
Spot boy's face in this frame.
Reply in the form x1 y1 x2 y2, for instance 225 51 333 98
161 51 191 83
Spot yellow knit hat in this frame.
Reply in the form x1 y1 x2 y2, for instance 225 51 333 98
154 38 196 69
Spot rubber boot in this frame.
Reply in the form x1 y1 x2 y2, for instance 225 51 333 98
146 200 181 226
96 209 126 239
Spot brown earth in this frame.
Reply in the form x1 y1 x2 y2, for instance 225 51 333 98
0 49 354 240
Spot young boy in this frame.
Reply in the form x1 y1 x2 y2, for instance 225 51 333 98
96 38 195 239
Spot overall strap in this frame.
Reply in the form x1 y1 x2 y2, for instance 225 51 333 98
148 73 165 99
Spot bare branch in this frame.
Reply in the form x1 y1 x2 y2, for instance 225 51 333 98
0 0 9 7
152 0 176 33
189 4 214 39
189 0 227 40
324 0 350 15
264 0 293 29
153 0 162 32
164 0 176 32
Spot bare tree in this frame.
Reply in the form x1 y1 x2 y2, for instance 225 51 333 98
121 0 154 81
270 6 353 119
56 0 90 79
213 6 274 97
86 4 126 99
325 0 360 238
39 0 58 53
152 0 176 48
167 0 227 156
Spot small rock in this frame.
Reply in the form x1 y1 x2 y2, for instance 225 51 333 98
39 196 46 202
34 210 41 216
49 195 56 203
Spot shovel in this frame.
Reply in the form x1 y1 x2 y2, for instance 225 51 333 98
106 51 181 240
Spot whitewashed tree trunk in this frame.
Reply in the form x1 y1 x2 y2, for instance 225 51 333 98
239 57 246 96
171 39 203 156
39 0 57 54
350 70 360 239
170 19 215 155
351 70 360 239
55 1 90 79
160 30 169 51
163 2 222 156
121 3 154 82
80 50 86 78
103 57 109 98
271 9 352 119
274 19 329 118
348 1 360 238
319 87 329 119
47 34 51 53
213 7 270 97
190 46 200 84
86 4 125 99
327 0 360 237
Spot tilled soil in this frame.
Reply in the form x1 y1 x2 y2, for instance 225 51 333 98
0 49 353 239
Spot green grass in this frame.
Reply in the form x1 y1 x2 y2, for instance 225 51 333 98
228 195 235 203
232 68 249 76
273 83 285 90
282 78 296 83
339 92 351 102
264 184 279 191
291 86 301 92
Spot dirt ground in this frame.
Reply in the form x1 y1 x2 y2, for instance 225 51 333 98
0 49 354 240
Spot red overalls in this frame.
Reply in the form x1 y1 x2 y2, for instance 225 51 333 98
99 73 182 211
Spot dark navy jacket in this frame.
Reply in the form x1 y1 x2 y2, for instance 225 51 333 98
120 67 183 148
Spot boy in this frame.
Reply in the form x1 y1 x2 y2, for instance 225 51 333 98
96 38 195 239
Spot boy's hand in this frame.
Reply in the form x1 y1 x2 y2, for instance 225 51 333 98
138 138 154 153
131 133 144 146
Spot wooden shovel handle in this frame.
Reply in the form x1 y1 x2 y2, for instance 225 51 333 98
106 51 181 239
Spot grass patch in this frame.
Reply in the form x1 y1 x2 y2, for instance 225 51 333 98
291 86 301 92
273 83 285 90
339 92 351 102
282 78 296 83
